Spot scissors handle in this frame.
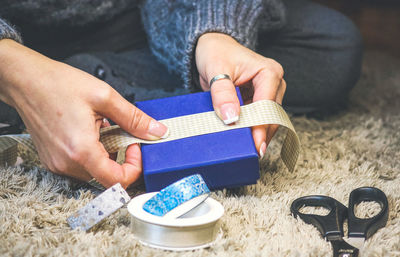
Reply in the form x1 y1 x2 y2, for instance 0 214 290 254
348 187 389 239
291 195 348 240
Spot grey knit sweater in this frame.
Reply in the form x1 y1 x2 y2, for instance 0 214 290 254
0 0 286 89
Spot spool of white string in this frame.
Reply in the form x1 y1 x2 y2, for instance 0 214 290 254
128 192 224 251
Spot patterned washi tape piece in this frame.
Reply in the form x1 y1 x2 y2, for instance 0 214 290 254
67 183 131 231
142 174 210 218
0 100 300 172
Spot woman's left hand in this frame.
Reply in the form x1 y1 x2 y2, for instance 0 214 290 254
195 33 286 158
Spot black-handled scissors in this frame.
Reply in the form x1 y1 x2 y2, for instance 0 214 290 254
291 187 389 257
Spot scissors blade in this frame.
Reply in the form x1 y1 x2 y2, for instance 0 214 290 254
345 237 365 250
330 239 359 257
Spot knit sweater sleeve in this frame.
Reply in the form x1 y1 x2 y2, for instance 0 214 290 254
0 17 22 43
140 0 286 90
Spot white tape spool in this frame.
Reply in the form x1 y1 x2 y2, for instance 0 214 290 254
128 192 224 251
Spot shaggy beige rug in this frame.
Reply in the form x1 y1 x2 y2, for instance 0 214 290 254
0 51 399 257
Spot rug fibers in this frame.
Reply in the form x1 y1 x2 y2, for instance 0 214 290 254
0 51 399 257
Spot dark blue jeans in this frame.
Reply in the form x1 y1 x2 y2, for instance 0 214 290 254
259 0 363 113
0 0 363 128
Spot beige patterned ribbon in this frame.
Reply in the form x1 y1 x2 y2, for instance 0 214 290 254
0 100 300 171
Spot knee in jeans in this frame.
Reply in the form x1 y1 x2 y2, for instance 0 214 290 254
331 16 363 95
333 14 363 53
317 5 363 51
292 0 363 51
314 8 364 100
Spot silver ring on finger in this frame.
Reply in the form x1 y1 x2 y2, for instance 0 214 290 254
209 74 231 88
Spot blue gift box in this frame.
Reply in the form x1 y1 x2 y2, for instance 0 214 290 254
136 88 259 192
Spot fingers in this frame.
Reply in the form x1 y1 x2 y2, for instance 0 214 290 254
210 76 240 125
251 64 285 157
66 119 142 188
275 79 286 106
252 67 283 103
94 86 169 140
252 125 267 158
100 118 111 128
85 143 142 188
87 86 160 188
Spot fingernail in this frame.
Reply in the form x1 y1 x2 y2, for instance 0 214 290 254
148 120 169 139
259 142 266 159
220 103 239 125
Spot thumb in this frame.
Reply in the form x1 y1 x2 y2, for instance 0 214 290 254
85 142 142 188
95 87 169 140
209 74 241 125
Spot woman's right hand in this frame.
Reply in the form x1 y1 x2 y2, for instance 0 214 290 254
0 39 169 188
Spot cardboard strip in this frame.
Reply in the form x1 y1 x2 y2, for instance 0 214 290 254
0 136 18 167
0 100 300 172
